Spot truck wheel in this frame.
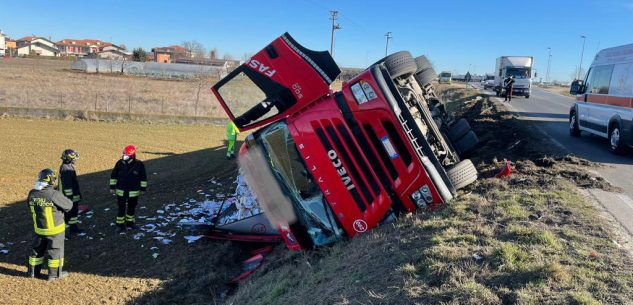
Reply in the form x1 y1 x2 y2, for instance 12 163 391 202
384 51 417 80
455 130 479 155
525 95 530 99
448 118 471 142
415 68 438 87
414 55 432 73
609 124 626 154
447 159 478 190
569 112 581 137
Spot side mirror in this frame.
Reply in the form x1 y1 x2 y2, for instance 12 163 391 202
569 80 584 95
534 72 538 78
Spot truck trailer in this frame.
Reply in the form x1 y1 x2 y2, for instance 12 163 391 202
494 56 534 98
210 33 479 250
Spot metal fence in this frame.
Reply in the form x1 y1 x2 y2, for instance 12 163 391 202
71 59 228 79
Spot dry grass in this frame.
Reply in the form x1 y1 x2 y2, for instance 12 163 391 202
0 58 224 117
0 116 246 304
226 95 633 305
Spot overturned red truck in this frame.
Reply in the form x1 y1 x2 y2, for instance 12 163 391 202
210 33 478 250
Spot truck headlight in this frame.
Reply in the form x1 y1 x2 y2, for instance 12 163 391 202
411 185 434 208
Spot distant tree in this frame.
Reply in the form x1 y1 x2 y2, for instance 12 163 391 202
119 44 127 51
242 53 253 61
181 40 206 63
223 53 234 61
209 48 218 60
132 48 147 62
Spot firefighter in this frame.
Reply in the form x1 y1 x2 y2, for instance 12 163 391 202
226 120 240 159
109 145 147 232
59 149 83 234
504 75 515 102
27 169 73 280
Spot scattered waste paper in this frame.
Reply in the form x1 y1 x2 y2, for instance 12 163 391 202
184 235 204 243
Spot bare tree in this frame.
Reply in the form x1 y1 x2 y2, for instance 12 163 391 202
242 53 253 61
181 40 206 63
119 44 127 51
223 53 234 60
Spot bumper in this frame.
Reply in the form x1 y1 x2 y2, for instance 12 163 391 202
511 88 530 95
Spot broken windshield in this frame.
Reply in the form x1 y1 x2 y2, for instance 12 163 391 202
258 122 342 246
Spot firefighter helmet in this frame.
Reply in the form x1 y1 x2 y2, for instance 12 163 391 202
123 145 137 159
61 149 79 163
38 168 58 185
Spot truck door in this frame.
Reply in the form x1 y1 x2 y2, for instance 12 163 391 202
211 33 340 131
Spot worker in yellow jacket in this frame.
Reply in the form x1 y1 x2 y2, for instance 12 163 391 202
226 120 239 159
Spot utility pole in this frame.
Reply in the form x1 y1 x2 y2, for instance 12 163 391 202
546 47 552 85
577 35 587 80
384 32 392 57
329 10 341 57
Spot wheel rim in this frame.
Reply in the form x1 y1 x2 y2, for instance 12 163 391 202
611 128 620 150
570 115 576 130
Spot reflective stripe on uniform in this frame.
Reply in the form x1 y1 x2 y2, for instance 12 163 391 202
29 256 44 266
125 214 135 222
68 217 78 225
128 191 140 197
110 179 117 186
140 181 147 188
34 223 65 236
48 258 60 268
115 189 125 196
116 216 125 224
61 258 65 267
72 195 81 202
63 189 73 196
44 207 54 229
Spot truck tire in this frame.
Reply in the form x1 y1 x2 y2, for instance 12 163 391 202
609 123 627 154
415 68 438 87
384 51 417 80
448 118 471 142
415 55 432 73
455 130 479 155
447 159 478 190
569 111 581 137
525 94 530 99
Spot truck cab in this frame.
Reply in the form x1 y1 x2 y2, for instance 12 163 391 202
494 56 533 98
439 71 452 84
212 33 478 250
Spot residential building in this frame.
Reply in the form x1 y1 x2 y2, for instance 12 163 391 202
98 44 131 60
151 45 191 63
16 36 59 57
6 39 17 56
56 38 112 57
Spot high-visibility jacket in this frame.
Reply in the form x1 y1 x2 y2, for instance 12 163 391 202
226 121 239 141
27 186 73 236
59 163 81 202
109 159 147 197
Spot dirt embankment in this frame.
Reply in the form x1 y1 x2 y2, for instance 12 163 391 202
225 95 633 305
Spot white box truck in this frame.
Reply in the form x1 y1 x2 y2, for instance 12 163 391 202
494 56 534 98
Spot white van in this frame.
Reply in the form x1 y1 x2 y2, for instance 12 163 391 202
569 43 633 154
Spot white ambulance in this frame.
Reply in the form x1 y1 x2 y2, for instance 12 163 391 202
569 43 633 154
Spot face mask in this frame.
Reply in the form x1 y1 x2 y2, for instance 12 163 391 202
122 155 131 161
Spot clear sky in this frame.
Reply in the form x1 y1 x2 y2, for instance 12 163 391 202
1 0 631 82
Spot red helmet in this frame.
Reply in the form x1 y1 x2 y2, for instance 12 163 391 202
123 145 137 158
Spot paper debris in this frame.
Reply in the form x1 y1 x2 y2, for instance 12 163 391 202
161 239 172 245
133 233 145 240
156 210 164 214
184 235 204 243
152 253 159 259
104 208 110 211
0 250 8 254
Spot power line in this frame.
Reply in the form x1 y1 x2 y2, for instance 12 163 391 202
384 32 392 57
329 10 341 57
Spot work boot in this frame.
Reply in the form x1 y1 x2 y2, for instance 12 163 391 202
47 267 69 281
126 221 138 230
69 224 84 235
116 224 127 234
27 265 42 278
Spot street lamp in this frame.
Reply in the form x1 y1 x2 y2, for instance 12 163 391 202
546 47 552 85
577 35 587 80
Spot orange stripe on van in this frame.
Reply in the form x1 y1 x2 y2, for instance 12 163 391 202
607 96 633 108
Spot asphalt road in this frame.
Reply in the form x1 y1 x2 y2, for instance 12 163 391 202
485 86 633 237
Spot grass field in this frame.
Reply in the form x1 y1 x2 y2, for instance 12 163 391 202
0 58 223 117
1 86 632 305
0 117 244 304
